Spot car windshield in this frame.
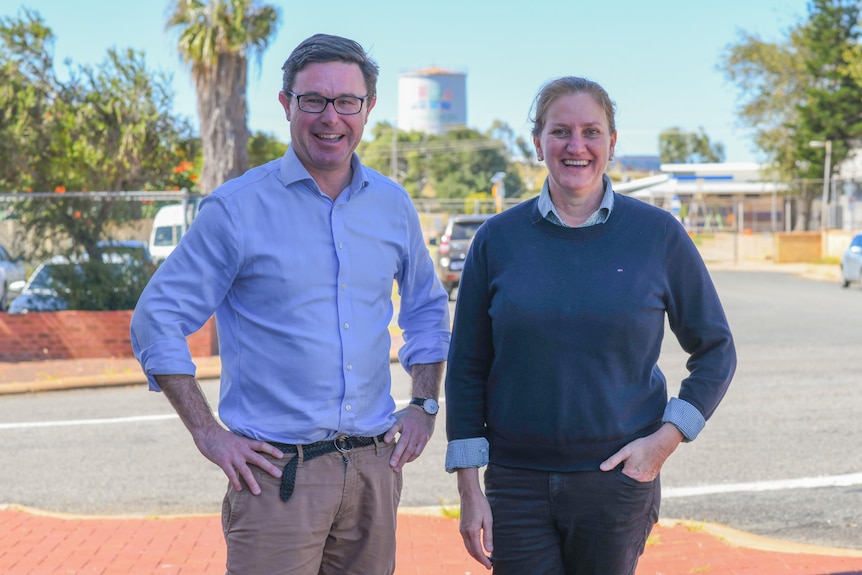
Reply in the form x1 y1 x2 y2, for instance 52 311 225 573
30 263 83 290
451 222 486 241
152 226 178 247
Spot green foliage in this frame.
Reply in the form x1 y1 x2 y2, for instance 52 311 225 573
793 0 862 175
659 127 725 163
0 9 192 309
0 8 55 193
49 255 153 311
167 0 279 193
488 119 535 162
720 0 862 229
248 130 288 167
167 0 279 69
357 122 525 199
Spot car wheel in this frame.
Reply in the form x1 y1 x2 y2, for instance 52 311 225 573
841 267 850 288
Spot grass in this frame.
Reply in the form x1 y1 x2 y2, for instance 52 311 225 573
688 234 715 247
809 256 840 265
439 500 460 519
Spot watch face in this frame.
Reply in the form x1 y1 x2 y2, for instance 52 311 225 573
424 398 439 415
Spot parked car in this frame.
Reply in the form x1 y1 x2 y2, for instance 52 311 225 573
434 214 493 299
0 243 26 311
149 201 198 265
7 240 155 314
840 233 862 288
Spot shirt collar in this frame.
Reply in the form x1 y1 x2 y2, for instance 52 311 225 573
279 145 370 200
537 174 615 228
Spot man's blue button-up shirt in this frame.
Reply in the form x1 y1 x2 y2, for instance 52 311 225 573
131 146 450 444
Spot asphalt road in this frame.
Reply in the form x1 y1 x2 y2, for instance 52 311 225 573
0 269 860 550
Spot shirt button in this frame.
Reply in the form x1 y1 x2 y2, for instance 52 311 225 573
343 322 349 329
346 364 353 371
345 404 352 411
338 242 344 249
341 283 347 290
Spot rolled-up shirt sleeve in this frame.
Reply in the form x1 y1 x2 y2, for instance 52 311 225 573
445 437 489 473
662 397 705 441
395 204 450 370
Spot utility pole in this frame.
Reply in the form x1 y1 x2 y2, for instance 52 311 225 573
809 140 832 228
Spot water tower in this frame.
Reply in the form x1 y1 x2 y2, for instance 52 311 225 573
397 67 467 135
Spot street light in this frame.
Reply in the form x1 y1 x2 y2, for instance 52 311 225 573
809 140 832 228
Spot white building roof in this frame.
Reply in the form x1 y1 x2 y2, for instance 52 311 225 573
617 161 787 198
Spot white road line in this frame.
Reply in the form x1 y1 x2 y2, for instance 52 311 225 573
663 473 862 498
0 397 440 430
0 414 178 429
9 409 859 500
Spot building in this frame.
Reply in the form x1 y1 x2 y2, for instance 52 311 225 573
615 155 662 173
397 67 467 135
617 162 788 232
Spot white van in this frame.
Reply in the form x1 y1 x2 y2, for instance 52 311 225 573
149 203 195 264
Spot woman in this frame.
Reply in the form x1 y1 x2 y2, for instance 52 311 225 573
444 76 737 574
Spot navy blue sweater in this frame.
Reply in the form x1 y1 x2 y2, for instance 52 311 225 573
444 194 736 471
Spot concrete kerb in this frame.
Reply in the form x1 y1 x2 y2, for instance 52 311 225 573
657 518 862 558
0 360 223 396
0 502 449 521
0 337 402 396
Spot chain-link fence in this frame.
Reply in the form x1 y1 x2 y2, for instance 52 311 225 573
3 181 860 269
0 190 197 264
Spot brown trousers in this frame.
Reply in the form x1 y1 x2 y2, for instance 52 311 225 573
222 441 401 575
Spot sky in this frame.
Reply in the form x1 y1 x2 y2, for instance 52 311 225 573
7 0 814 163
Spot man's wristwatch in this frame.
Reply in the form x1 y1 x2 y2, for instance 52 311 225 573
410 397 439 416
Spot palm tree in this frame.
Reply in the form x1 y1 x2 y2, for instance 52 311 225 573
167 0 279 194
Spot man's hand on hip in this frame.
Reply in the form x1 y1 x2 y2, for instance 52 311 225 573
384 406 435 473
193 425 284 495
155 373 283 495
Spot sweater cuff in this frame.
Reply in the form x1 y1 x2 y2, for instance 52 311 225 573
662 397 705 442
445 437 489 473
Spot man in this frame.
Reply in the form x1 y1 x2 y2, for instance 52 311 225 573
131 34 450 575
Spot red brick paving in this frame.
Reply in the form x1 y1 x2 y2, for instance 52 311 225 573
2 507 862 575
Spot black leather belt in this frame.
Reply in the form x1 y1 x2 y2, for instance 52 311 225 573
268 434 385 502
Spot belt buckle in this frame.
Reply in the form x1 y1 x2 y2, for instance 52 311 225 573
334 435 353 453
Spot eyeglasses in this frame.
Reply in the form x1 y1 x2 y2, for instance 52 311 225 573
287 91 367 115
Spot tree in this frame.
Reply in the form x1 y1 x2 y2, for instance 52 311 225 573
720 0 862 230
426 127 521 199
0 9 54 194
358 122 434 196
248 130 288 168
658 127 726 163
167 0 279 194
489 120 534 162
357 123 525 199
0 10 195 308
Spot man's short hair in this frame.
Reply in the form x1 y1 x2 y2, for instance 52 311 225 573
281 33 379 100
